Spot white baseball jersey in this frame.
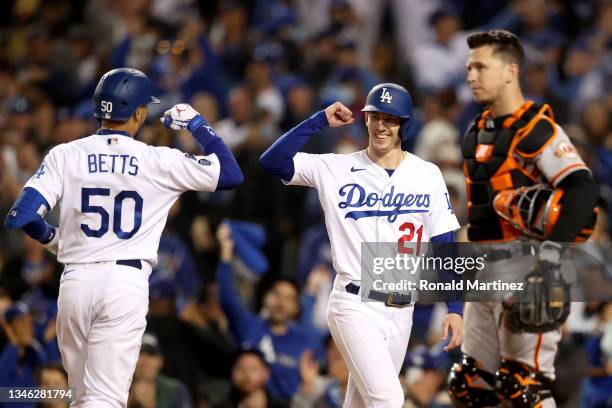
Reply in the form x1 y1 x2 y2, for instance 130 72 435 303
24 132 220 264
286 150 460 282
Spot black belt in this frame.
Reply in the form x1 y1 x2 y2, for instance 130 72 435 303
345 283 411 308
116 259 142 270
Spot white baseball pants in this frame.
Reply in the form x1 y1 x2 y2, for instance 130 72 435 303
56 261 151 408
327 281 413 408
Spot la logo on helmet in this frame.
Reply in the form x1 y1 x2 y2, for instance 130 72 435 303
380 88 392 103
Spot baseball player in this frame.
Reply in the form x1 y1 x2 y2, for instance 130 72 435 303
260 83 464 407
4 68 243 407
447 30 599 407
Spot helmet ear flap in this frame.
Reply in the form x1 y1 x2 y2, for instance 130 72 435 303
399 118 412 142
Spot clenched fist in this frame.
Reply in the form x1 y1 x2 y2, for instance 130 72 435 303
324 102 355 127
160 103 206 132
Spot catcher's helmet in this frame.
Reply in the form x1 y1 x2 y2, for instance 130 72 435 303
93 68 160 122
361 83 413 142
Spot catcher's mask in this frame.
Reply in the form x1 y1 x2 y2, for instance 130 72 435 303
493 184 596 241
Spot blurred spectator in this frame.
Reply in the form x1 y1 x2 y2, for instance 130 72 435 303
412 6 468 93
152 228 202 302
299 265 333 341
1 234 61 301
581 302 612 407
0 0 611 404
216 349 288 408
245 46 285 126
280 82 316 132
0 302 48 390
214 86 255 150
216 224 321 402
522 60 570 124
146 279 235 398
292 336 348 407
35 363 69 408
128 333 193 408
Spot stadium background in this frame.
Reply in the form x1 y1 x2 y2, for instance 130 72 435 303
0 0 610 407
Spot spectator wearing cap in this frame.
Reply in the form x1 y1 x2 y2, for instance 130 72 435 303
147 279 234 399
0 301 48 392
128 333 193 408
216 349 288 408
216 224 322 402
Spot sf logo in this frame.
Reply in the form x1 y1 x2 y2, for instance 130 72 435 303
380 88 392 103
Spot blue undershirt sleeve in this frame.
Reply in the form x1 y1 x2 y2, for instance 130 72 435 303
259 110 328 181
431 231 463 316
188 119 244 190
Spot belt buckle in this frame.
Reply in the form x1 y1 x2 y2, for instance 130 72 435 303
385 292 408 308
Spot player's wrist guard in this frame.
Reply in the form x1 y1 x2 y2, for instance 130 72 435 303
187 115 206 133
43 227 59 255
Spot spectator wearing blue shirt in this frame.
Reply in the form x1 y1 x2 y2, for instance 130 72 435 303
216 223 321 402
581 301 612 408
0 302 48 401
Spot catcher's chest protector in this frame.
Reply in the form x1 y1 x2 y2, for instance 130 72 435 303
462 101 556 242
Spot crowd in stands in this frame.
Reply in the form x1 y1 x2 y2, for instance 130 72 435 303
0 0 610 407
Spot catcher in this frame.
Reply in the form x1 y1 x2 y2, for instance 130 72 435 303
447 30 599 407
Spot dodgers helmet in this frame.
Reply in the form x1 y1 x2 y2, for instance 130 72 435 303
93 68 160 122
361 83 413 141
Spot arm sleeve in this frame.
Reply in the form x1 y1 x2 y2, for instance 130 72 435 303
4 187 56 243
431 232 463 316
429 167 461 237
155 147 221 193
216 262 260 343
189 121 244 190
532 124 590 187
259 110 328 183
23 146 64 209
546 170 599 242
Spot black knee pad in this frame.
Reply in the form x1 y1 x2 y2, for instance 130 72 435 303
494 359 552 408
447 355 500 407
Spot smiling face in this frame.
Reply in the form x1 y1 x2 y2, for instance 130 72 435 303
466 45 517 106
365 111 402 155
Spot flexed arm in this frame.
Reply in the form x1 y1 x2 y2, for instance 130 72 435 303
259 102 354 181
161 103 244 190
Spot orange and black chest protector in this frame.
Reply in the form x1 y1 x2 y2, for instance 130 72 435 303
462 102 556 242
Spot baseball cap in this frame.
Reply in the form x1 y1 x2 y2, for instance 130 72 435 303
4 301 30 323
140 333 162 355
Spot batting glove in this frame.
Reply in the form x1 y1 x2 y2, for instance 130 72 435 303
44 227 59 256
160 103 206 133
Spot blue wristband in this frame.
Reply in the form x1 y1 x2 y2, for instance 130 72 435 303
187 115 206 133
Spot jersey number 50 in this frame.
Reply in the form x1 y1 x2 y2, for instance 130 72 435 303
81 188 143 239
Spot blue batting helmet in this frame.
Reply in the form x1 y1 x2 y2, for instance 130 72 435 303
361 83 413 141
93 68 160 122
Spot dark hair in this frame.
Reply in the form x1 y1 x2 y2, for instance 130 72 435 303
232 348 269 368
467 30 525 67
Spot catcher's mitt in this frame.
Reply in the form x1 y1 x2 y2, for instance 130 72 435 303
503 242 571 333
